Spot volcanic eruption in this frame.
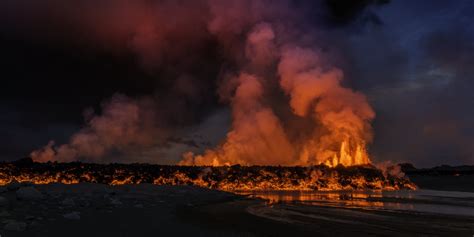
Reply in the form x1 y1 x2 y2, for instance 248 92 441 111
7 2 474 236
26 0 376 168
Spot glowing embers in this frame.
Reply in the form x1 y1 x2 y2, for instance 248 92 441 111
0 163 416 191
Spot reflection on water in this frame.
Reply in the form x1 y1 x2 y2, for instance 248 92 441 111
237 190 474 217
241 190 385 208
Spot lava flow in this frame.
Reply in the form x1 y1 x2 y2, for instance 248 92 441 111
0 159 416 192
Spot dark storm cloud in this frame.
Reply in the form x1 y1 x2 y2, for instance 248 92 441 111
322 0 389 26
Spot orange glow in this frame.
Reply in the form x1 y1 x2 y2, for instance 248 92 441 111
240 191 385 208
323 140 370 167
0 164 416 192
180 47 376 168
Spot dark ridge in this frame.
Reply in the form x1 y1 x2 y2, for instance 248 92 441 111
400 163 474 176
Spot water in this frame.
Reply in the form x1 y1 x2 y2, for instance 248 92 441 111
238 189 474 217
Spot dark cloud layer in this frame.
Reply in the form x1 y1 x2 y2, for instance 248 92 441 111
322 0 389 26
378 26 474 166
344 0 474 167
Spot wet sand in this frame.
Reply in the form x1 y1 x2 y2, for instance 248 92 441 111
1 183 473 236
240 190 474 236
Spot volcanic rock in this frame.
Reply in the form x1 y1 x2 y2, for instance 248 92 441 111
16 187 43 200
0 196 9 207
0 162 418 191
20 182 34 187
7 181 21 191
29 220 41 228
61 198 75 206
63 212 80 220
0 210 10 217
12 157 34 166
4 221 27 231
110 198 122 206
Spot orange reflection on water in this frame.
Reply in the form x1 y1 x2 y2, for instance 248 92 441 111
239 190 386 208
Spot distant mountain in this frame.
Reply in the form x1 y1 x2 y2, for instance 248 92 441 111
400 163 474 175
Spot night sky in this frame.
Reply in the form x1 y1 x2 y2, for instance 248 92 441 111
0 0 473 167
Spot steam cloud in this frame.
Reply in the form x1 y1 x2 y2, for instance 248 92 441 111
26 0 376 165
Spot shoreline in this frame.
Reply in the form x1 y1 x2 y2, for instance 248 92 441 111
1 183 473 236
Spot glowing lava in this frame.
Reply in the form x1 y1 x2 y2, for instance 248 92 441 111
324 140 370 167
0 161 417 191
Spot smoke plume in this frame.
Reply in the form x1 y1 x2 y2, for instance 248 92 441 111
181 73 295 166
31 95 161 163
23 0 377 166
